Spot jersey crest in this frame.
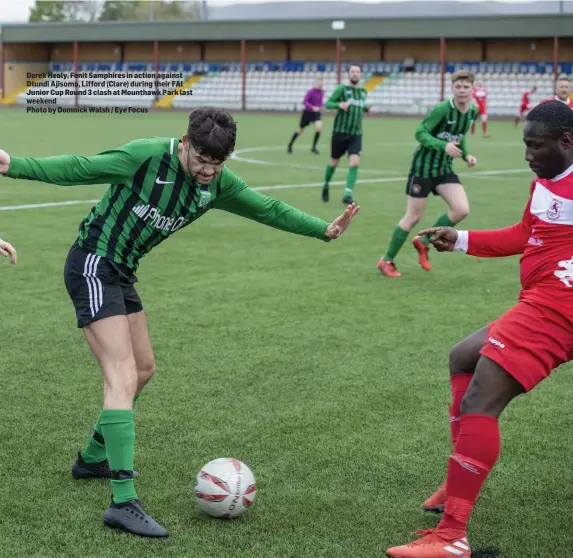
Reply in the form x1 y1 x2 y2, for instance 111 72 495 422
547 198 563 221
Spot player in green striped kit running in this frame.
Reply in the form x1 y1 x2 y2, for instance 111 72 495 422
378 70 479 278
322 64 374 205
0 107 359 537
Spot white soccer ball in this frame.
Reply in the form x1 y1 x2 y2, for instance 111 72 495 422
195 457 257 519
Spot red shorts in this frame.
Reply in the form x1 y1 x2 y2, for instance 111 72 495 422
476 102 487 115
480 300 573 392
519 104 529 114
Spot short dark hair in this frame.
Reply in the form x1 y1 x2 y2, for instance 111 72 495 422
452 70 474 84
348 64 361 72
557 74 570 83
526 100 573 139
187 107 237 161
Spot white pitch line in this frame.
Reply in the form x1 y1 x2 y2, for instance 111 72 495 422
0 199 100 211
231 144 399 175
0 167 530 212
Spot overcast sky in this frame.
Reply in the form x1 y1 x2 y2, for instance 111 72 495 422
1 0 554 23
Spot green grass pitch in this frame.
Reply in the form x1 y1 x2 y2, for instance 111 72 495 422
0 108 571 558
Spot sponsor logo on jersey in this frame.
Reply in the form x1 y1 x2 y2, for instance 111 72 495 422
555 256 573 288
437 131 464 143
527 236 543 246
132 204 187 232
547 198 563 221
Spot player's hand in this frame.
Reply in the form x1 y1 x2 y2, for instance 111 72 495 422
0 149 10 174
0 239 17 264
445 142 463 158
466 155 477 167
325 203 360 239
368 105 375 113
338 102 350 111
416 227 457 252
312 106 320 112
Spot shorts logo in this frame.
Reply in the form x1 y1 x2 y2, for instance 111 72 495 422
547 198 562 221
488 336 505 349
555 256 573 288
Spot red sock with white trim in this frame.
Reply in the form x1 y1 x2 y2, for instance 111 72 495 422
449 374 473 449
437 414 500 538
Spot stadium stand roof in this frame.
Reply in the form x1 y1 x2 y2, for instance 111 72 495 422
207 0 573 20
2 12 573 42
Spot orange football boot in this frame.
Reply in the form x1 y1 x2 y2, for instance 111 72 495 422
423 481 446 513
378 259 402 278
386 529 471 558
412 237 431 271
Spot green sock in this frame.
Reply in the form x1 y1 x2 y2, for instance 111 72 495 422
344 166 358 196
323 164 336 189
100 409 137 504
81 413 106 464
81 393 141 464
384 225 410 261
420 213 456 245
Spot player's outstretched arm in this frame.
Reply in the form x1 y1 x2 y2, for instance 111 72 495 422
0 144 139 186
0 238 17 265
419 220 530 258
214 185 359 241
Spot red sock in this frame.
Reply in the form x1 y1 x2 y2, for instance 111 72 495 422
449 374 473 449
482 121 488 135
437 414 500 537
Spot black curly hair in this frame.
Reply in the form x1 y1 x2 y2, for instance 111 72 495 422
186 107 237 161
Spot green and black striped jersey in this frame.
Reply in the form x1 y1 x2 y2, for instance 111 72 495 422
410 99 479 178
4 137 331 270
325 84 370 135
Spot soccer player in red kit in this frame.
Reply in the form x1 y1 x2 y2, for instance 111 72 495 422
470 81 488 137
514 85 537 126
386 99 573 557
542 75 573 108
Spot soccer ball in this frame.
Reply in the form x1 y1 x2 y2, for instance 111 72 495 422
195 458 257 519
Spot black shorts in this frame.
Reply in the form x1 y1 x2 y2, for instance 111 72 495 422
299 110 321 128
406 173 461 198
331 133 362 159
63 241 143 328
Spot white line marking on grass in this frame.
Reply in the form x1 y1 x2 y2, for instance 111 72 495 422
231 145 399 174
0 199 99 211
0 168 530 212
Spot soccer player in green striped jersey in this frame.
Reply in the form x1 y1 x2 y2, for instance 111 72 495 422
378 70 479 278
0 107 360 537
322 64 375 205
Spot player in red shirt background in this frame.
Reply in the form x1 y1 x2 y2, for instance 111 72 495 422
470 80 488 137
542 75 573 108
386 99 573 557
514 85 537 126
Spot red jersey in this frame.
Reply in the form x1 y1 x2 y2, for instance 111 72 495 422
458 165 573 315
542 95 573 108
473 87 487 104
521 91 532 107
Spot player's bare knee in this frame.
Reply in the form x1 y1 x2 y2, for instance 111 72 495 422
403 213 422 230
330 158 340 167
138 360 156 386
104 355 139 402
451 207 469 223
449 341 468 376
